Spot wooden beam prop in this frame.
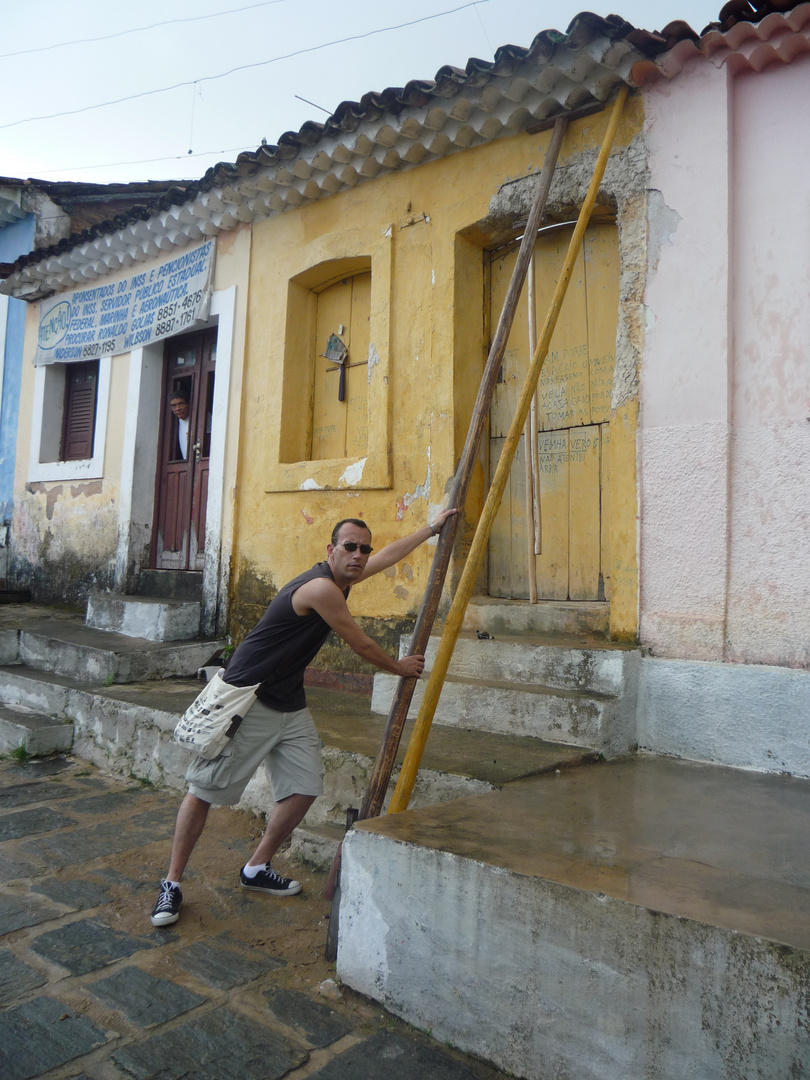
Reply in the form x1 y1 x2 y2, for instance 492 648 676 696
387 86 628 816
323 115 569 909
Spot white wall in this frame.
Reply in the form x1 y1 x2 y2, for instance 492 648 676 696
642 53 810 671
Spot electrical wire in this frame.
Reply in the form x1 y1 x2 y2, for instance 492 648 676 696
0 1 491 131
0 0 290 60
37 146 258 176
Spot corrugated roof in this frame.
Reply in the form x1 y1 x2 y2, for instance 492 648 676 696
2 3 805 300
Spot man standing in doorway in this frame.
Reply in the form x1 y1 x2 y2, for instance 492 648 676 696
151 509 457 926
170 393 190 460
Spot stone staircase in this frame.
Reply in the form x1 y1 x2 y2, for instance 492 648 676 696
292 599 641 867
0 579 225 760
86 570 205 642
0 596 640 880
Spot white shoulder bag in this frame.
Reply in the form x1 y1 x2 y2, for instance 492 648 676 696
174 670 260 759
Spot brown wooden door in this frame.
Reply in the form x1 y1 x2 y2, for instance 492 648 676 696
488 222 618 601
153 328 216 571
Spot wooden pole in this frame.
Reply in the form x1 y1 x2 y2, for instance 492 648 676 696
528 257 542 556
522 412 538 602
323 116 569 905
388 87 628 815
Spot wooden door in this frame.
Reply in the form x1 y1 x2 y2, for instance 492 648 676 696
310 271 370 460
153 328 217 571
488 222 618 601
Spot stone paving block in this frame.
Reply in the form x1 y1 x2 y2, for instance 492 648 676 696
0 893 61 935
31 876 112 909
308 1031 481 1080
5 757 72 778
112 1005 308 1079
263 987 353 1048
66 790 144 814
88 965 207 1027
0 995 109 1080
0 781 77 809
175 934 285 990
21 810 175 866
0 853 35 882
31 917 157 975
0 805 76 841
0 948 47 1005
94 866 155 890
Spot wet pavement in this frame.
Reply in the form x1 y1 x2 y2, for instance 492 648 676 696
0 754 507 1080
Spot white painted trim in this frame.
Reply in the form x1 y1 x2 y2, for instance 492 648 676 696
202 285 236 635
114 342 163 591
27 357 111 482
112 286 236 635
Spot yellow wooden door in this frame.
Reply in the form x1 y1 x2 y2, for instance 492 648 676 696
488 222 618 601
311 271 370 460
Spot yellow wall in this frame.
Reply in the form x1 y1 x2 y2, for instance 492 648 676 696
234 96 643 642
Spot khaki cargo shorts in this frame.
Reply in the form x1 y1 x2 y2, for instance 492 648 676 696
185 697 324 807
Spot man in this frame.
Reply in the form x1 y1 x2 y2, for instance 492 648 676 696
151 509 457 926
170 394 190 460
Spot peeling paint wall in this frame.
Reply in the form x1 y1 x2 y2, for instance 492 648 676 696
642 53 810 670
236 98 644 658
10 231 250 612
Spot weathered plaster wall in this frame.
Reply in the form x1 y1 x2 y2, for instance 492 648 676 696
11 301 124 603
641 57 732 662
10 231 250 610
726 56 810 668
235 97 644 654
642 54 810 671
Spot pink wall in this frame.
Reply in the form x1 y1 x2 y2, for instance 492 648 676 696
641 51 810 668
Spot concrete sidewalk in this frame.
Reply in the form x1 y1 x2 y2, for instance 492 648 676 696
0 754 508 1080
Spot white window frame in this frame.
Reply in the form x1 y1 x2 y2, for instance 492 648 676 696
28 358 111 482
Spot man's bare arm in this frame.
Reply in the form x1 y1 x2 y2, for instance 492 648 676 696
295 578 425 677
359 507 458 581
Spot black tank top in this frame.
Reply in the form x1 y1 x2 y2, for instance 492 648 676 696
223 562 349 711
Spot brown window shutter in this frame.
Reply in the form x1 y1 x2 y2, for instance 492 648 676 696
61 361 99 461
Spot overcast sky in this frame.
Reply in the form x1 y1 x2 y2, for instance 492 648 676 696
2 0 724 186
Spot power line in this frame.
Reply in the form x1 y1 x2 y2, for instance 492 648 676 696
0 1 491 132
0 0 290 60
34 145 258 177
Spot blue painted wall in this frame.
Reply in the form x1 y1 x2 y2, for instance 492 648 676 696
0 297 26 522
0 212 37 525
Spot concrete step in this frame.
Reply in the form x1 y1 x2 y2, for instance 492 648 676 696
463 598 610 639
337 757 810 1080
422 631 636 695
0 666 197 774
371 631 640 755
372 671 628 751
2 614 223 684
86 592 201 642
298 687 597 868
0 702 73 756
290 820 344 870
0 669 596 853
135 569 203 601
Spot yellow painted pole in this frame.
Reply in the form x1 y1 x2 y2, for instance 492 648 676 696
389 86 629 815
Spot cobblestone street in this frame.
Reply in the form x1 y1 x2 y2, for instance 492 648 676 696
0 754 507 1080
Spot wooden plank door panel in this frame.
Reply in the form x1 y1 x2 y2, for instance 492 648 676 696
345 272 370 459
585 225 620 424
535 429 570 600
568 425 601 600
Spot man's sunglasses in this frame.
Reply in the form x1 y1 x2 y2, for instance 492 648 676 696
335 541 373 555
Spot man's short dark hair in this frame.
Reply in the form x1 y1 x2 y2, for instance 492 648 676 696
331 518 371 545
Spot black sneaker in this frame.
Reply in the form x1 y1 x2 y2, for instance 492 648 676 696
150 880 183 926
239 864 302 896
